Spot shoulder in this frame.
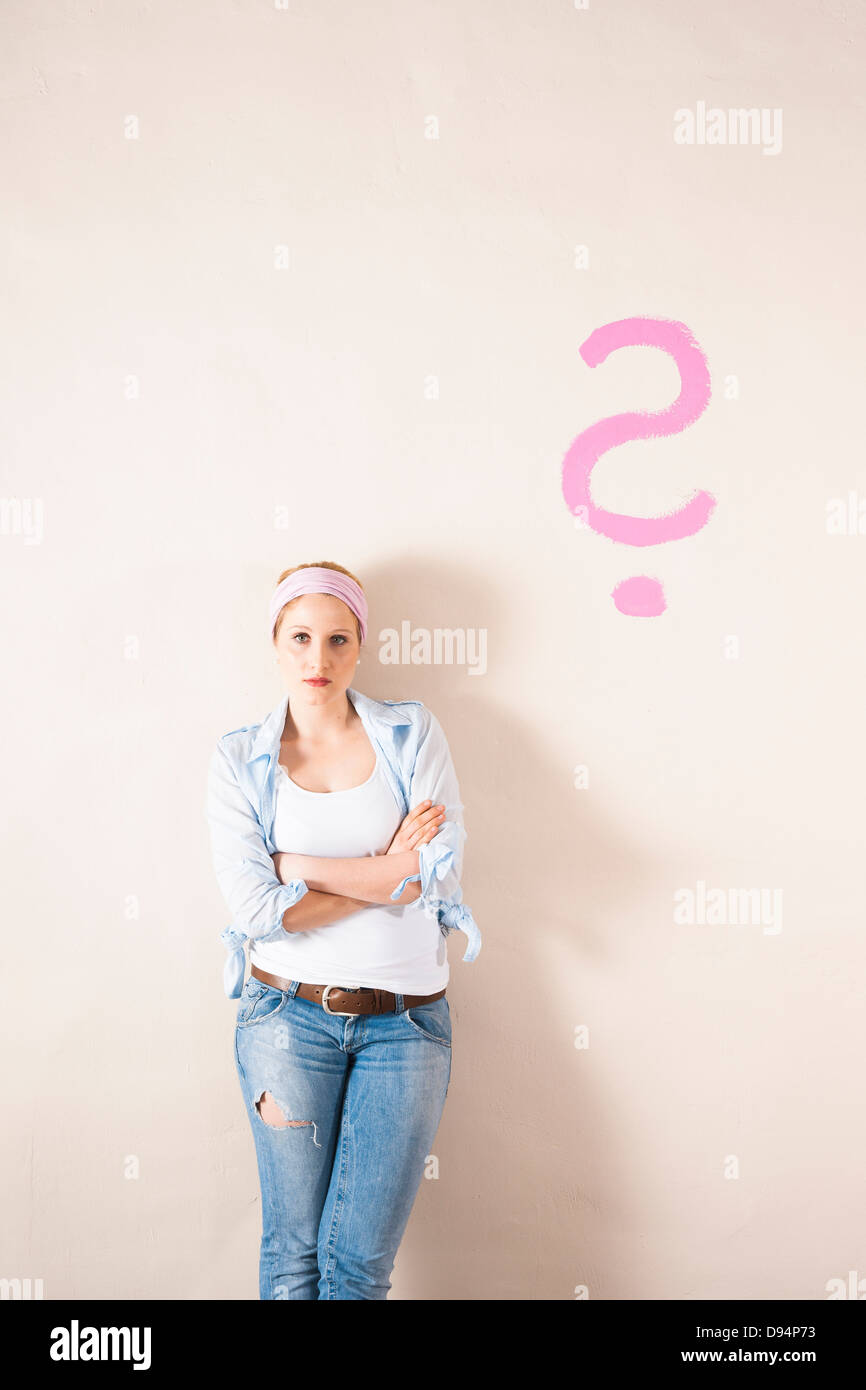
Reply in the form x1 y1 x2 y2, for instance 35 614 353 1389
381 696 427 717
356 689 430 731
207 721 263 807
380 696 437 737
210 717 261 768
360 695 437 773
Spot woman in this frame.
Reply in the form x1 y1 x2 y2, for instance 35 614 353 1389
206 561 481 1300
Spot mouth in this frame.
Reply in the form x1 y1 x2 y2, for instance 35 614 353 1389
304 678 331 686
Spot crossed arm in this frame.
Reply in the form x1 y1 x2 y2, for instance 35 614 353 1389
273 799 445 933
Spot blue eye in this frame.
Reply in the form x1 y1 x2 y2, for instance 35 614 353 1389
292 633 348 644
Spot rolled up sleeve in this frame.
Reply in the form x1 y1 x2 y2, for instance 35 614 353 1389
389 708 482 963
206 742 309 996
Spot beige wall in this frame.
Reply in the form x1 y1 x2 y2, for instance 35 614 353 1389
2 0 864 1300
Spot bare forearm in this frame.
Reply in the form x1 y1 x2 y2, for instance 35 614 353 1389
275 851 422 905
281 888 371 934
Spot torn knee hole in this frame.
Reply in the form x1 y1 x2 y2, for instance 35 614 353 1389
256 1091 312 1129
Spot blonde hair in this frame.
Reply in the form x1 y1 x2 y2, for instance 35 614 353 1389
272 561 365 645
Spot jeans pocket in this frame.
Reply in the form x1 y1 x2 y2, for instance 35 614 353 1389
403 996 452 1048
236 977 287 1029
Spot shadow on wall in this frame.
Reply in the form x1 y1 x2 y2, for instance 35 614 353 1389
352 559 665 1301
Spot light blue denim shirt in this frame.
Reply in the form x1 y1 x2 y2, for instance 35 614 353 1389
206 686 482 997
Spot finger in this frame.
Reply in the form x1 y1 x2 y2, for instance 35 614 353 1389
407 802 445 828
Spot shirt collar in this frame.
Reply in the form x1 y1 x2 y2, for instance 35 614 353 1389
246 685 414 762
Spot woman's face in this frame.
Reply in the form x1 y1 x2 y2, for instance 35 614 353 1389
272 591 361 699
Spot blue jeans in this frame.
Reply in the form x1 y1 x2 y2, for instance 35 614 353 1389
233 974 452 1300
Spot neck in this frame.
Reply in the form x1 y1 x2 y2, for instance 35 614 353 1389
282 685 356 744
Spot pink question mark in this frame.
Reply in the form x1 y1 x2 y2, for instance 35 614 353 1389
561 316 715 615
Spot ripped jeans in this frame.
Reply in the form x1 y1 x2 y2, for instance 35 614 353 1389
233 974 452 1300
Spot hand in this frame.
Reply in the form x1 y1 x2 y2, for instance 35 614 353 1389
384 801 446 856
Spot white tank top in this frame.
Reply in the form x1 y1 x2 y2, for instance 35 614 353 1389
248 750 449 994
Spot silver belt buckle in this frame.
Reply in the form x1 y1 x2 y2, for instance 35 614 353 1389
321 984 360 1016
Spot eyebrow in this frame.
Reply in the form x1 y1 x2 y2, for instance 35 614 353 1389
288 625 354 635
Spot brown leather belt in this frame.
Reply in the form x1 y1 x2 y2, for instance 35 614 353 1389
250 964 446 1016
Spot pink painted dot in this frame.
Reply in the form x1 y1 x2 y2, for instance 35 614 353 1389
612 576 667 617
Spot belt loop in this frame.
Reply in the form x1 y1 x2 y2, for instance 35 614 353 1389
288 979 300 999
393 991 404 1014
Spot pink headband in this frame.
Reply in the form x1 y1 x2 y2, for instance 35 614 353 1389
268 568 367 644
